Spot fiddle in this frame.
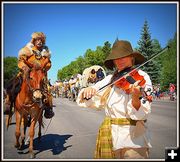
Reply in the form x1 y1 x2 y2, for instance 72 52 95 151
114 69 146 94
114 68 153 103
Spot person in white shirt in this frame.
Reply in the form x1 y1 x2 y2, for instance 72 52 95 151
76 40 153 159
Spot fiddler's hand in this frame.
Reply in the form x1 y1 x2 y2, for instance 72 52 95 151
129 80 142 97
129 80 143 110
79 87 97 103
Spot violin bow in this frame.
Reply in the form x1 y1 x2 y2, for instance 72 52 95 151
97 45 170 93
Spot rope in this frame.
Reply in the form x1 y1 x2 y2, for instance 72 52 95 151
25 124 38 145
24 115 53 145
43 118 52 135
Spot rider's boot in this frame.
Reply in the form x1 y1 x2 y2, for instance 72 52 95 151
43 93 54 119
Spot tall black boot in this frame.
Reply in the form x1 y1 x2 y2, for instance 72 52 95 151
43 95 54 119
44 106 54 119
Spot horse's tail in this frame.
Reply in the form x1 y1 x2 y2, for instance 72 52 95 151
6 103 14 130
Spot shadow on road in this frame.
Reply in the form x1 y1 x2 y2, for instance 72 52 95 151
18 134 72 156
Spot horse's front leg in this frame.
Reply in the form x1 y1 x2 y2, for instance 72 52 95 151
38 112 43 141
19 116 28 150
28 118 36 159
14 110 21 149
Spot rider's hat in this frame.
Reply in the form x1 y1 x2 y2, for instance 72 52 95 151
31 32 46 44
104 40 145 70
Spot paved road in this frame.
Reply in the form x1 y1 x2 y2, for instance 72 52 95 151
2 98 177 160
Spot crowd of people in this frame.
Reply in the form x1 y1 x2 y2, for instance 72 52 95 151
48 72 176 103
49 74 176 103
49 67 106 102
152 83 176 101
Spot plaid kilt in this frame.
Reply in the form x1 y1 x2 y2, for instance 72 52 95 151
94 117 138 159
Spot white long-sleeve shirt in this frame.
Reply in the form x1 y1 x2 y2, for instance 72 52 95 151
77 69 152 150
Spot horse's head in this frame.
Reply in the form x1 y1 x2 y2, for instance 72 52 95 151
28 68 45 102
25 58 49 103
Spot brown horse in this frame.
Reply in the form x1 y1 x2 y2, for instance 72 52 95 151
12 58 49 158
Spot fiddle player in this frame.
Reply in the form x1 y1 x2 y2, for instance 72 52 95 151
76 40 153 159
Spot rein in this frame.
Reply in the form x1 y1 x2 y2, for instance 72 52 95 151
17 69 45 111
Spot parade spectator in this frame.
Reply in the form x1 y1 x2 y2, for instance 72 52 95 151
96 68 105 82
155 84 161 100
169 83 175 94
69 76 77 100
87 69 97 85
169 83 176 101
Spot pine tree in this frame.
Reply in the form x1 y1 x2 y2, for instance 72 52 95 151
137 20 160 84
160 33 177 91
151 39 162 84
102 41 111 58
102 41 112 74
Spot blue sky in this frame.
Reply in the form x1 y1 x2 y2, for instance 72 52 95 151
3 2 177 84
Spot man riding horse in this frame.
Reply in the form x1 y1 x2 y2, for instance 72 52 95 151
5 32 54 119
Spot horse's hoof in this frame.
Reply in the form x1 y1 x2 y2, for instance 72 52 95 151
18 144 25 150
14 143 20 148
29 152 35 159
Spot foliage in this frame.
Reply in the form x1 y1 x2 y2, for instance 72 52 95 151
159 33 177 91
102 41 111 59
4 56 19 88
57 41 112 81
151 39 162 84
137 20 162 84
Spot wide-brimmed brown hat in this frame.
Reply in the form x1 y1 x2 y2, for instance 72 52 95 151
104 40 145 70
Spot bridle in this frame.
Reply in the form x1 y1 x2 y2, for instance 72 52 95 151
25 68 46 104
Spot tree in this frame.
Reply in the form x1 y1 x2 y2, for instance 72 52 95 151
151 39 162 84
160 33 177 91
102 41 111 59
84 48 100 66
57 66 71 80
57 41 111 81
95 46 106 66
152 39 162 55
4 56 19 88
137 20 160 84
57 56 87 81
75 56 87 74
